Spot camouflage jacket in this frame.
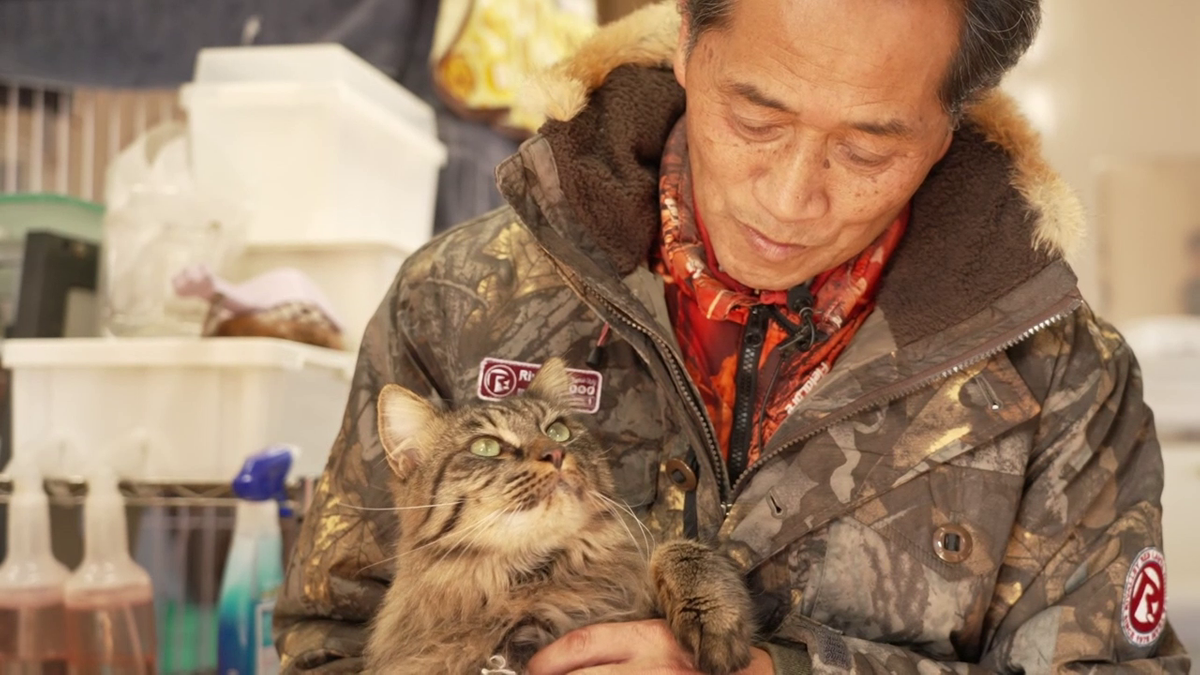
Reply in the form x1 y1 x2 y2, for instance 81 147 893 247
274 5 1190 674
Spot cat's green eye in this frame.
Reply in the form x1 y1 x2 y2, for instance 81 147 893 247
546 421 571 443
470 437 502 457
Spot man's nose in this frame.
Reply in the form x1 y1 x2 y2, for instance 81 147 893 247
756 140 830 224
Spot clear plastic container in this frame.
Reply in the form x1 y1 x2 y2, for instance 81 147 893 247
0 194 105 243
100 190 246 337
0 194 105 331
63 468 157 674
0 459 71 673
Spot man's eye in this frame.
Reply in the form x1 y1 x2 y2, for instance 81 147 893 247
733 116 779 140
842 145 889 168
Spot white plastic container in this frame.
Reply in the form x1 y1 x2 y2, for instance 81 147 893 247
192 44 437 137
180 45 447 254
3 337 355 483
232 241 408 353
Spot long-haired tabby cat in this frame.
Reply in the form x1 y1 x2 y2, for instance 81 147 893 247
364 358 755 674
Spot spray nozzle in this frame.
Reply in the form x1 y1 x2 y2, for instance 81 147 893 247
6 456 44 499
0 456 69 590
232 445 295 517
87 464 122 500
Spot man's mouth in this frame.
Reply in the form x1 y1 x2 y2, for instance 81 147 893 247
738 221 810 263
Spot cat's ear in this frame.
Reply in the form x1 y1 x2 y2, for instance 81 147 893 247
377 384 437 479
526 357 572 406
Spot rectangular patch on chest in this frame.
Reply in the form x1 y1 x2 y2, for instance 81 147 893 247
477 357 603 414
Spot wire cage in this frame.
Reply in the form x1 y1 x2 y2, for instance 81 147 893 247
0 476 313 675
0 78 183 202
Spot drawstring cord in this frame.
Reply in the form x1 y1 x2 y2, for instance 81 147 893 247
586 322 612 370
756 292 822 454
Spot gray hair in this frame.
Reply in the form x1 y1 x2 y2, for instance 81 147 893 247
682 0 1042 118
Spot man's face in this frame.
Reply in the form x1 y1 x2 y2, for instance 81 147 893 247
674 0 960 290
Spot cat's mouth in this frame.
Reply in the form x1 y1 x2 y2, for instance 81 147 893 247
554 472 585 497
521 468 586 510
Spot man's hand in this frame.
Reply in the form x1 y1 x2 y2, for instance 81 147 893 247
525 619 774 675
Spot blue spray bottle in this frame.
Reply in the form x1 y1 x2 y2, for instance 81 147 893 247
217 445 294 675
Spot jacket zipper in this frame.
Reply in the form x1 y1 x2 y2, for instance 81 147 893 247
527 233 732 508
573 284 732 503
730 294 1083 498
727 306 770 484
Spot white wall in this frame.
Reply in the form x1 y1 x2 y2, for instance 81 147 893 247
1002 0 1200 311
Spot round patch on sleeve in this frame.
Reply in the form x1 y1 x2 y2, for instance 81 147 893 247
1121 547 1167 647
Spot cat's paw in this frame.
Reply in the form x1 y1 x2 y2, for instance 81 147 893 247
650 540 756 675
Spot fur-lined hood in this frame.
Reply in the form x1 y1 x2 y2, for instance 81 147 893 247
496 1 1084 348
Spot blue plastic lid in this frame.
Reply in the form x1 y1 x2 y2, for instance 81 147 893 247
231 445 294 516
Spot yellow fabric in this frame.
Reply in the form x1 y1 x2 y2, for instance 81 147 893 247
432 0 596 135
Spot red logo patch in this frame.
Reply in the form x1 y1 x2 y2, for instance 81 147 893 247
1122 547 1167 647
477 358 603 414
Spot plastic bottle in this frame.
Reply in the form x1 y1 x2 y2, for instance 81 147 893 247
0 459 71 674
217 446 294 675
63 466 157 675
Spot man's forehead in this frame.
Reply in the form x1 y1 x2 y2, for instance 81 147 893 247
722 80 920 139
698 0 958 130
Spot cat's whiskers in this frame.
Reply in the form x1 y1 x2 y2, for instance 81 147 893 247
623 503 655 551
603 494 654 546
601 499 646 561
336 500 463 512
428 506 513 571
411 506 507 559
595 493 655 555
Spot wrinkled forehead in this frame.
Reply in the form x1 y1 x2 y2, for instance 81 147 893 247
706 0 959 120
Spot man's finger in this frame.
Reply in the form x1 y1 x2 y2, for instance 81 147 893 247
526 623 641 675
567 664 699 675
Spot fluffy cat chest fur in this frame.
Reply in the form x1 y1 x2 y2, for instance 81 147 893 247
374 522 655 673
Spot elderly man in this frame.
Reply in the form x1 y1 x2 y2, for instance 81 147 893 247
274 0 1190 672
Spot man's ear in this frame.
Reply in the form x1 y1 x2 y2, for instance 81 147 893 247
934 122 954 163
526 357 572 407
377 384 437 480
674 1 690 89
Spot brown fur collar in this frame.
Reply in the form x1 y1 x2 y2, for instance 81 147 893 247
499 1 1084 347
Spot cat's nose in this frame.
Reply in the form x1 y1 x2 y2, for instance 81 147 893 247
539 447 564 470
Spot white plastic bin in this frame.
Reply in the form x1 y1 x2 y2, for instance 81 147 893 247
180 45 447 254
192 43 437 137
3 337 355 483
232 241 408 353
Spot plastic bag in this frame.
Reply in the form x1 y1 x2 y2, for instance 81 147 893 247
100 121 248 337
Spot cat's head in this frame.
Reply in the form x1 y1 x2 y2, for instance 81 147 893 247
376 358 618 557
